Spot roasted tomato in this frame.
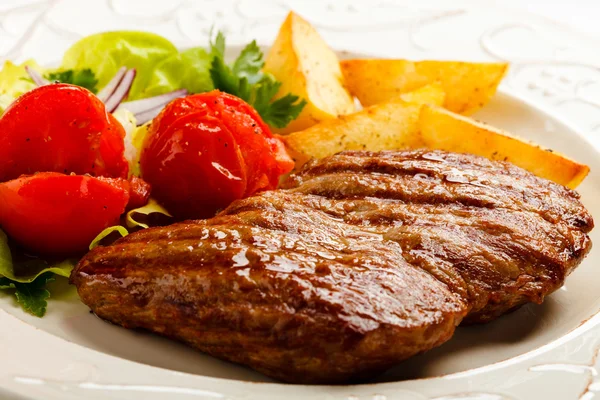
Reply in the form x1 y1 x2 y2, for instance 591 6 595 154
0 83 128 181
0 173 131 256
140 91 294 219
126 175 152 210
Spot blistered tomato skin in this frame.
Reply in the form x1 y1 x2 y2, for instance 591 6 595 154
141 111 247 220
0 173 131 256
125 176 152 210
0 83 129 181
141 90 294 220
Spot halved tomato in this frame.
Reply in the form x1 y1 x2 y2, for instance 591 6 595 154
0 173 130 256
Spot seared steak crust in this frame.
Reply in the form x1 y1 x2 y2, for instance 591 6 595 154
71 150 593 383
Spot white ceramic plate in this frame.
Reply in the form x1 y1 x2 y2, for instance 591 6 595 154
1 1 600 399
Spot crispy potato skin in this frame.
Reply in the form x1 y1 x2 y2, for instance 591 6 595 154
284 84 445 169
285 98 588 189
416 105 589 189
264 12 355 134
341 59 508 115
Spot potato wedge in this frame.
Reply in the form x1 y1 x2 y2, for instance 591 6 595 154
341 59 508 115
416 105 589 188
392 82 445 106
284 84 445 168
264 12 354 134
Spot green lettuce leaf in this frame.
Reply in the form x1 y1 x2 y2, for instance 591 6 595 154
61 31 179 100
0 229 75 317
89 200 172 249
89 226 129 249
126 199 172 229
144 47 213 98
0 60 43 114
0 230 74 282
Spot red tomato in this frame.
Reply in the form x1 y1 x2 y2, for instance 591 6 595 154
0 83 128 181
0 173 130 256
140 91 294 220
125 176 152 210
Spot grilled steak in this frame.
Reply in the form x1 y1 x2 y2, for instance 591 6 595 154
71 150 593 384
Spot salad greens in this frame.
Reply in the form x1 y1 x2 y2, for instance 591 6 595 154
209 32 306 128
0 230 75 283
126 199 172 230
144 47 213 97
0 196 172 317
0 60 42 113
0 229 75 317
0 273 55 317
89 200 171 251
89 226 128 250
46 69 98 93
61 31 179 100
57 30 305 128
0 28 306 317
1 30 306 128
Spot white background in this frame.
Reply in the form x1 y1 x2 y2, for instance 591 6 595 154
491 0 600 39
1 0 599 40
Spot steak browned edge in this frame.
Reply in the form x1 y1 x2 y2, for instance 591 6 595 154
71 150 593 384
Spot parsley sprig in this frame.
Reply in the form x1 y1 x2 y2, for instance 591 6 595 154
42 33 305 128
0 273 54 317
209 31 306 129
46 69 99 93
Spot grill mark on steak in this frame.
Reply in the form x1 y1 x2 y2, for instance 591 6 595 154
286 152 588 228
71 150 593 383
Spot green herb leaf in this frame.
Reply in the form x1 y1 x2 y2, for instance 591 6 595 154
0 229 75 317
232 41 264 84
14 273 54 317
250 74 281 111
210 56 240 98
210 30 226 59
208 31 306 129
260 94 307 129
250 74 307 128
0 273 55 317
46 69 99 93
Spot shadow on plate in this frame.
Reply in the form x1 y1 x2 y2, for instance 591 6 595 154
59 290 559 385
375 297 560 382
61 309 276 383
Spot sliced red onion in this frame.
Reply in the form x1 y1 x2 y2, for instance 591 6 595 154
119 89 187 115
25 66 50 86
104 68 136 113
24 65 185 125
96 66 127 102
133 104 167 126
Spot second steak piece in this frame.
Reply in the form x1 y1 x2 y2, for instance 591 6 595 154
71 150 593 383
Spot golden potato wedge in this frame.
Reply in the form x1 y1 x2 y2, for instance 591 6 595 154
416 105 589 188
393 83 445 106
341 59 508 115
284 84 445 168
264 12 354 134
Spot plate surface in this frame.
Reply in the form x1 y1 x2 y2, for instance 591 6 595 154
1 0 600 399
